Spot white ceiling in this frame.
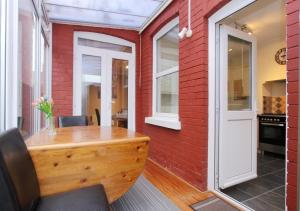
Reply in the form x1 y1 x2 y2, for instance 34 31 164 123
220 0 286 44
44 0 167 30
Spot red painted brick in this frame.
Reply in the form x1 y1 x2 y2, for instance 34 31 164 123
287 58 299 71
287 34 299 48
287 23 299 37
287 81 298 93
286 0 299 14
287 46 299 60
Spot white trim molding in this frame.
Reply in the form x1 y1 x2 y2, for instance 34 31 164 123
0 0 7 131
139 0 174 33
145 16 181 130
5 0 19 129
145 116 181 130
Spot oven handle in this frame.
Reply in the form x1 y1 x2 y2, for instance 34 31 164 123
260 122 285 127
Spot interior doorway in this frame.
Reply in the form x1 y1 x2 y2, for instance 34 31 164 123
210 0 287 210
73 32 136 130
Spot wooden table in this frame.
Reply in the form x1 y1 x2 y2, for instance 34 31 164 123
26 126 150 203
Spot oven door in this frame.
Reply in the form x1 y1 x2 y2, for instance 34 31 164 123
259 122 286 146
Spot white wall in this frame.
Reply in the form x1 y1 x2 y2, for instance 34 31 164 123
256 38 286 113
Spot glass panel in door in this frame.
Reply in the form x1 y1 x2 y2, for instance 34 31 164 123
227 35 252 111
81 54 101 126
111 59 128 128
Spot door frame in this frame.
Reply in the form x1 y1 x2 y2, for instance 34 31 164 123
73 32 136 131
207 0 259 209
207 0 288 209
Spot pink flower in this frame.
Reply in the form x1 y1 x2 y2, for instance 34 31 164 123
49 98 54 104
32 102 37 107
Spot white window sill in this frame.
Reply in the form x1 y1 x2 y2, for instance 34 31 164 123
145 116 181 130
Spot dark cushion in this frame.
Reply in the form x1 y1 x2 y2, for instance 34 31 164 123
37 185 110 211
0 167 17 211
58 116 88 128
0 128 40 211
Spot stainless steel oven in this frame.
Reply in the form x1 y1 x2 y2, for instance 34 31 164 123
258 114 286 155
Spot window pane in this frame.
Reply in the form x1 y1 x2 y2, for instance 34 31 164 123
40 34 47 97
82 54 101 76
40 34 48 128
18 0 37 138
46 0 162 17
82 83 101 126
157 72 178 114
111 59 128 128
157 25 179 73
228 35 252 111
81 54 102 125
46 4 147 29
78 38 132 53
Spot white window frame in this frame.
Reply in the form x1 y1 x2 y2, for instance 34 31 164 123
0 0 6 132
145 17 181 130
5 0 18 130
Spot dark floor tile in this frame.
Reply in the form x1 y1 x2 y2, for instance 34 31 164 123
192 197 239 211
272 186 285 196
247 177 280 190
258 192 285 209
276 169 286 179
257 154 279 165
221 187 252 202
235 182 268 197
261 174 284 185
244 198 283 211
197 199 239 211
257 165 277 176
267 160 285 171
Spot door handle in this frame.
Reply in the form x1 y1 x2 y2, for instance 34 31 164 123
261 123 284 127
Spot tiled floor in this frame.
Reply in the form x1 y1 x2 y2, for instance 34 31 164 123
221 153 285 211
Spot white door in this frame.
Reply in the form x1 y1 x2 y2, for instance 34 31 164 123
104 51 133 129
73 36 135 130
219 25 257 189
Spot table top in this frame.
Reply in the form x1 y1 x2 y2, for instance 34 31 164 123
26 126 150 150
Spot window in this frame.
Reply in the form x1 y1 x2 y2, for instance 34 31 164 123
18 0 38 138
0 0 50 135
40 31 50 128
145 17 181 130
16 0 51 138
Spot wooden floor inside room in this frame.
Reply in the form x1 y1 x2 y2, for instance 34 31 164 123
143 159 214 211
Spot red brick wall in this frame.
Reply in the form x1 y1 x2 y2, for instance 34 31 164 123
286 0 299 210
52 24 141 123
139 0 228 190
